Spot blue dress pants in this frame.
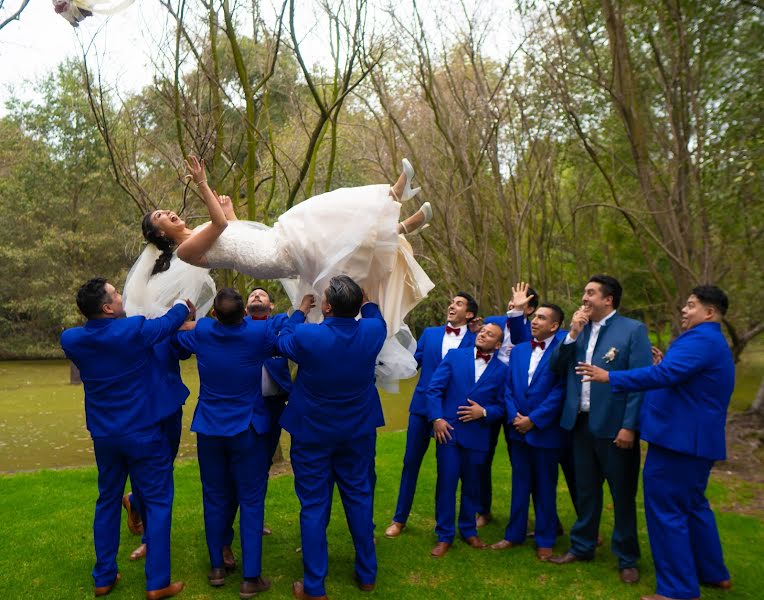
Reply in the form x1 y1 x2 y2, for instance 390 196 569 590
643 444 729 599
197 428 270 579
290 433 377 597
92 426 173 591
504 439 560 548
434 442 485 543
392 413 432 524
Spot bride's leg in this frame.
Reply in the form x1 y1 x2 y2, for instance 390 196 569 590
398 202 432 235
389 159 420 203
389 170 408 202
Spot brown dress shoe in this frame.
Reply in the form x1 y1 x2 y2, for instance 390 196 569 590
145 581 185 600
292 580 328 600
130 543 147 561
490 539 519 550
384 521 405 538
463 535 487 549
703 579 732 590
548 551 583 564
240 577 271 599
262 526 273 536
431 541 451 558
639 594 700 600
95 572 121 596
620 567 640 584
536 547 554 561
208 567 226 587
222 545 236 571
123 494 144 536
476 513 492 528
353 573 375 592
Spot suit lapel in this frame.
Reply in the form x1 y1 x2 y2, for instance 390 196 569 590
592 313 617 360
529 337 558 388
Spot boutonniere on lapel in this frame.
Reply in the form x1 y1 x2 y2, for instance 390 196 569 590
602 347 619 363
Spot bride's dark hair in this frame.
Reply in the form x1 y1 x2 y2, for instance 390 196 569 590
141 213 175 275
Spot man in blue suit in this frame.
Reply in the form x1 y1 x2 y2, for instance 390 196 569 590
218 287 292 567
479 282 537 525
548 275 652 585
173 288 276 599
278 275 386 600
490 303 566 560
385 292 479 538
60 278 188 600
576 285 734 600
122 338 192 562
426 322 508 557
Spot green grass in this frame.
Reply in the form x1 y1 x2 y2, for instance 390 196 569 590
0 431 762 599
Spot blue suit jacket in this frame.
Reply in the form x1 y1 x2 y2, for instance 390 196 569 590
505 338 567 449
485 314 531 345
610 322 734 461
60 304 190 438
174 317 277 436
426 347 508 451
409 325 476 416
261 313 292 396
551 312 652 437
151 339 192 421
278 303 386 443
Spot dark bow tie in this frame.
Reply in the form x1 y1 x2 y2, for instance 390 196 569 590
531 339 546 351
476 351 492 363
445 325 461 336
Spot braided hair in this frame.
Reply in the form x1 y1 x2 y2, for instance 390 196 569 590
141 212 176 275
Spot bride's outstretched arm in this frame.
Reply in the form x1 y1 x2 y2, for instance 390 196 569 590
177 156 228 265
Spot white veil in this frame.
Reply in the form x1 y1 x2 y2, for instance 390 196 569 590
123 244 216 319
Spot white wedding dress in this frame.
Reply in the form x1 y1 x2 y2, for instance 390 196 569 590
124 184 434 387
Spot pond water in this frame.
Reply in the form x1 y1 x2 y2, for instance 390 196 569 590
0 359 415 472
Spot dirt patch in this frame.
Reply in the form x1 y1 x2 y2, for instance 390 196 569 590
713 411 764 517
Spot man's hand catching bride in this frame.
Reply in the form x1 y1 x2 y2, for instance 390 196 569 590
184 299 197 321
184 155 208 187
299 294 316 314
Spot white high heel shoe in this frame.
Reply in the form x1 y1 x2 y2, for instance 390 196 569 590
400 158 421 202
400 202 432 235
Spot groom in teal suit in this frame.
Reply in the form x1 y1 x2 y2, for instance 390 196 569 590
577 285 734 600
548 275 651 584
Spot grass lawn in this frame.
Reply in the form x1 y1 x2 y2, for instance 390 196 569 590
0 431 762 599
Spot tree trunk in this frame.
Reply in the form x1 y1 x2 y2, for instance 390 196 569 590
752 375 764 414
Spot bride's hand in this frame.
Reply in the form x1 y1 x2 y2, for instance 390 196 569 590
216 193 237 220
184 155 207 187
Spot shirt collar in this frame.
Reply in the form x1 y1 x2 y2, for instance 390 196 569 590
532 333 556 348
593 309 617 327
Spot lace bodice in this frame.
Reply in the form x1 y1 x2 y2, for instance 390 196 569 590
203 221 299 280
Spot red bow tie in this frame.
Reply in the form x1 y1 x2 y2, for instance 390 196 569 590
531 340 546 351
476 351 492 363
445 325 461 336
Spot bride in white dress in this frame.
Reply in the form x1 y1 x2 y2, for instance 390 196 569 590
124 156 434 387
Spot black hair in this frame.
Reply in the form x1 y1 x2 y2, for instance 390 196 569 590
455 291 479 321
249 287 271 302
214 287 245 325
587 274 623 309
527 287 540 310
538 302 565 326
76 277 111 319
325 275 363 318
142 212 176 275
691 285 729 316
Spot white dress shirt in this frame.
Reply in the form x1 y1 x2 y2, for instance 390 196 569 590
441 322 467 358
564 310 617 412
527 334 556 385
496 309 525 365
474 347 493 382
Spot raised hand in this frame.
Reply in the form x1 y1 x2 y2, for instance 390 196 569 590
510 281 535 313
299 294 316 314
568 305 591 340
184 155 207 187
216 193 237 220
184 299 197 322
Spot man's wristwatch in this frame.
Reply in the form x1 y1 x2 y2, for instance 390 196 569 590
482 408 487 418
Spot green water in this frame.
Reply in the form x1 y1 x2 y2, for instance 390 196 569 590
0 359 416 472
